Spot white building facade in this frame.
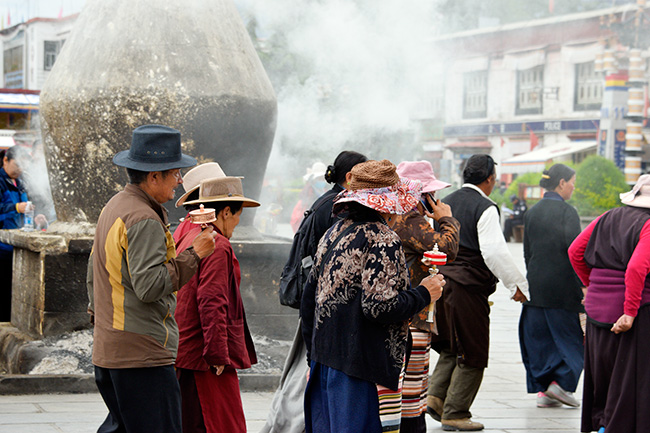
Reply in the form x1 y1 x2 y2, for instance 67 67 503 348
428 5 645 186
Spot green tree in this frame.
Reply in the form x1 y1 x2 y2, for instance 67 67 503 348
573 155 628 216
494 171 546 209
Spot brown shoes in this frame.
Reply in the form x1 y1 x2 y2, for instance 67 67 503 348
426 395 443 421
427 396 484 431
441 417 485 431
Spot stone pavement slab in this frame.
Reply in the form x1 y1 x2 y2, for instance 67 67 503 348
0 243 582 432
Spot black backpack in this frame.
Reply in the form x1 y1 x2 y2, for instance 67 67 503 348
279 193 334 309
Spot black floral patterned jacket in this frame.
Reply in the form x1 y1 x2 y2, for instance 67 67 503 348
300 217 431 390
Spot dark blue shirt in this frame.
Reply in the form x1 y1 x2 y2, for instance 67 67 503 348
0 167 28 255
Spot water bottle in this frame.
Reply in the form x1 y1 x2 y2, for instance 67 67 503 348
23 201 34 232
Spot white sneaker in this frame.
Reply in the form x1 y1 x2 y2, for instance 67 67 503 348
536 392 561 408
545 381 580 407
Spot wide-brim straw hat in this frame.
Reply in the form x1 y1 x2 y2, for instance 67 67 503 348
334 159 422 214
184 176 260 208
396 160 450 193
175 162 227 208
113 124 197 171
620 174 650 209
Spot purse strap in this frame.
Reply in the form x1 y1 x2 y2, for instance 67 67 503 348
319 222 361 274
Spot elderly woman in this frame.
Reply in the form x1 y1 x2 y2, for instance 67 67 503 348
173 162 227 240
300 160 445 433
519 164 583 408
174 175 260 433
392 160 460 433
569 174 650 433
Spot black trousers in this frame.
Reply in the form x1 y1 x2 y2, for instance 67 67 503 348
95 365 182 433
0 253 12 322
503 218 523 241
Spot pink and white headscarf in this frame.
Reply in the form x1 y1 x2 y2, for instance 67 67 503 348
334 178 422 215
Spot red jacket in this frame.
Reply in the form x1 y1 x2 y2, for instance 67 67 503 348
174 224 257 371
173 215 194 244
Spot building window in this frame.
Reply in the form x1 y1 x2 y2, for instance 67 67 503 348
463 70 487 119
3 46 23 88
44 40 64 71
574 61 602 111
516 66 543 115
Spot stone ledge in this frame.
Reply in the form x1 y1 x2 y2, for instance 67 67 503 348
0 374 97 394
0 372 280 395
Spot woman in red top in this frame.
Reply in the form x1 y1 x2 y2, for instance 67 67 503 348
568 174 650 433
174 175 260 433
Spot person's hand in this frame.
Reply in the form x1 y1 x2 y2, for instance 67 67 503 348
419 273 445 302
192 226 217 259
35 214 48 230
212 365 225 375
16 202 28 213
512 288 527 303
611 314 634 334
423 196 452 221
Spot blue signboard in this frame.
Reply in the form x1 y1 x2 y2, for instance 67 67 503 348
614 129 626 170
444 119 600 137
598 129 607 157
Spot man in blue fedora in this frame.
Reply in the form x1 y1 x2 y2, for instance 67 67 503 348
87 124 217 433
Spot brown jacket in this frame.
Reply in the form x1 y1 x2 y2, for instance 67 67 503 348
87 184 200 368
393 211 460 333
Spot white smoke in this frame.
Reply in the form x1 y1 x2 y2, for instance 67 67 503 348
238 0 444 175
237 0 445 233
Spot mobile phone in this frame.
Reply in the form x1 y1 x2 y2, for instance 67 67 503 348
420 193 436 213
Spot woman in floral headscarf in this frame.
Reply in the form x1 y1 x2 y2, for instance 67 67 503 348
300 160 446 433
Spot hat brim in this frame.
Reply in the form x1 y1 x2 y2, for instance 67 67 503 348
113 151 197 171
184 196 261 208
175 184 200 208
421 179 451 193
620 192 650 209
334 179 422 214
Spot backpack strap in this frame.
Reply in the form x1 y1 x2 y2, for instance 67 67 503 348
318 222 361 275
303 188 338 220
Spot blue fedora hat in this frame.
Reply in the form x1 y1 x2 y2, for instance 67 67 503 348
113 124 197 171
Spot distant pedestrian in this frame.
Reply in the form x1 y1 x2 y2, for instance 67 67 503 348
428 154 528 431
174 175 260 433
503 194 527 242
88 124 216 433
290 162 328 232
519 164 583 409
0 146 31 322
569 174 650 433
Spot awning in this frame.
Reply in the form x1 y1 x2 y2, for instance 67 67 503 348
0 93 39 113
501 141 597 174
0 136 16 149
446 141 492 149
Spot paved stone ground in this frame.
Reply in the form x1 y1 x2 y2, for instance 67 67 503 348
0 242 583 432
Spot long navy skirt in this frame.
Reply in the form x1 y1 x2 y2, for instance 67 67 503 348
519 305 584 393
305 361 382 433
